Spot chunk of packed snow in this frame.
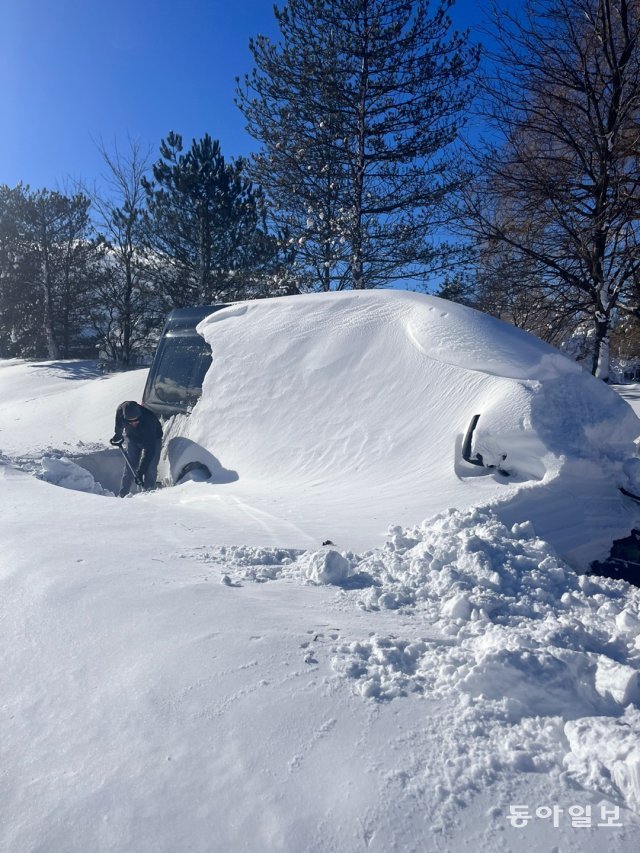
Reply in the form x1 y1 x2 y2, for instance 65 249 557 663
565 709 640 813
297 549 351 585
594 657 640 706
39 455 112 496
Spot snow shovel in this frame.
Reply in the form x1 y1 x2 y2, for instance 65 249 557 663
116 444 143 489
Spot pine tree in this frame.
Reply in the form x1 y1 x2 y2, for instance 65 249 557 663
28 189 96 359
143 133 281 306
0 186 42 356
237 0 478 290
0 185 97 358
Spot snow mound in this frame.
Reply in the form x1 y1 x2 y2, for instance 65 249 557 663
358 508 573 617
296 549 351 584
191 545 303 581
191 544 355 586
199 505 640 813
331 507 640 811
183 289 640 566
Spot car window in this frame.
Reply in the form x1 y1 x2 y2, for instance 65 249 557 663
152 335 213 406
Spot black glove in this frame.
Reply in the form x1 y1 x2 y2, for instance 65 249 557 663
110 435 124 447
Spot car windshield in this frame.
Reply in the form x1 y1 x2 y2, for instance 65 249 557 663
151 334 213 406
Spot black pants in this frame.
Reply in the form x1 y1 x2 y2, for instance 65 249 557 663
119 439 161 497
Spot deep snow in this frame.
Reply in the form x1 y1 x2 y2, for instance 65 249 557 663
187 291 640 567
1 290 640 852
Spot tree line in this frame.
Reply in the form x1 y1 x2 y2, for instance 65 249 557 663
1 0 639 380
0 135 291 363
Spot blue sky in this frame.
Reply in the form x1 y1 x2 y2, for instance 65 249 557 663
0 0 486 193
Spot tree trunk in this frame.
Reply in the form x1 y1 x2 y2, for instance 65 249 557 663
40 222 59 360
351 3 369 291
592 313 611 382
61 266 71 358
122 252 133 366
197 212 208 303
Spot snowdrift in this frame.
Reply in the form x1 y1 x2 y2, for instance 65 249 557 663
177 290 640 568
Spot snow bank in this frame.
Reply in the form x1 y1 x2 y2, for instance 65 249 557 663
0 359 146 456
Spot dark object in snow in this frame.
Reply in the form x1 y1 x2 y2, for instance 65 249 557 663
322 539 335 546
175 460 211 484
590 529 640 587
461 414 510 476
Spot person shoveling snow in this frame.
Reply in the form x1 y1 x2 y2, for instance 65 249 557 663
110 401 163 497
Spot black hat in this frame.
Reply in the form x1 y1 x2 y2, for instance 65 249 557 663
123 401 142 421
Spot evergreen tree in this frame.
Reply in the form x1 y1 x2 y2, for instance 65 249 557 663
0 186 42 356
27 189 96 358
143 132 281 306
0 185 98 358
237 0 478 290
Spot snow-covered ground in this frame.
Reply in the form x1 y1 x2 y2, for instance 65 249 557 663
615 382 640 421
2 291 640 852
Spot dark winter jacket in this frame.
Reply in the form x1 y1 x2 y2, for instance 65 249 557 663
113 403 163 476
